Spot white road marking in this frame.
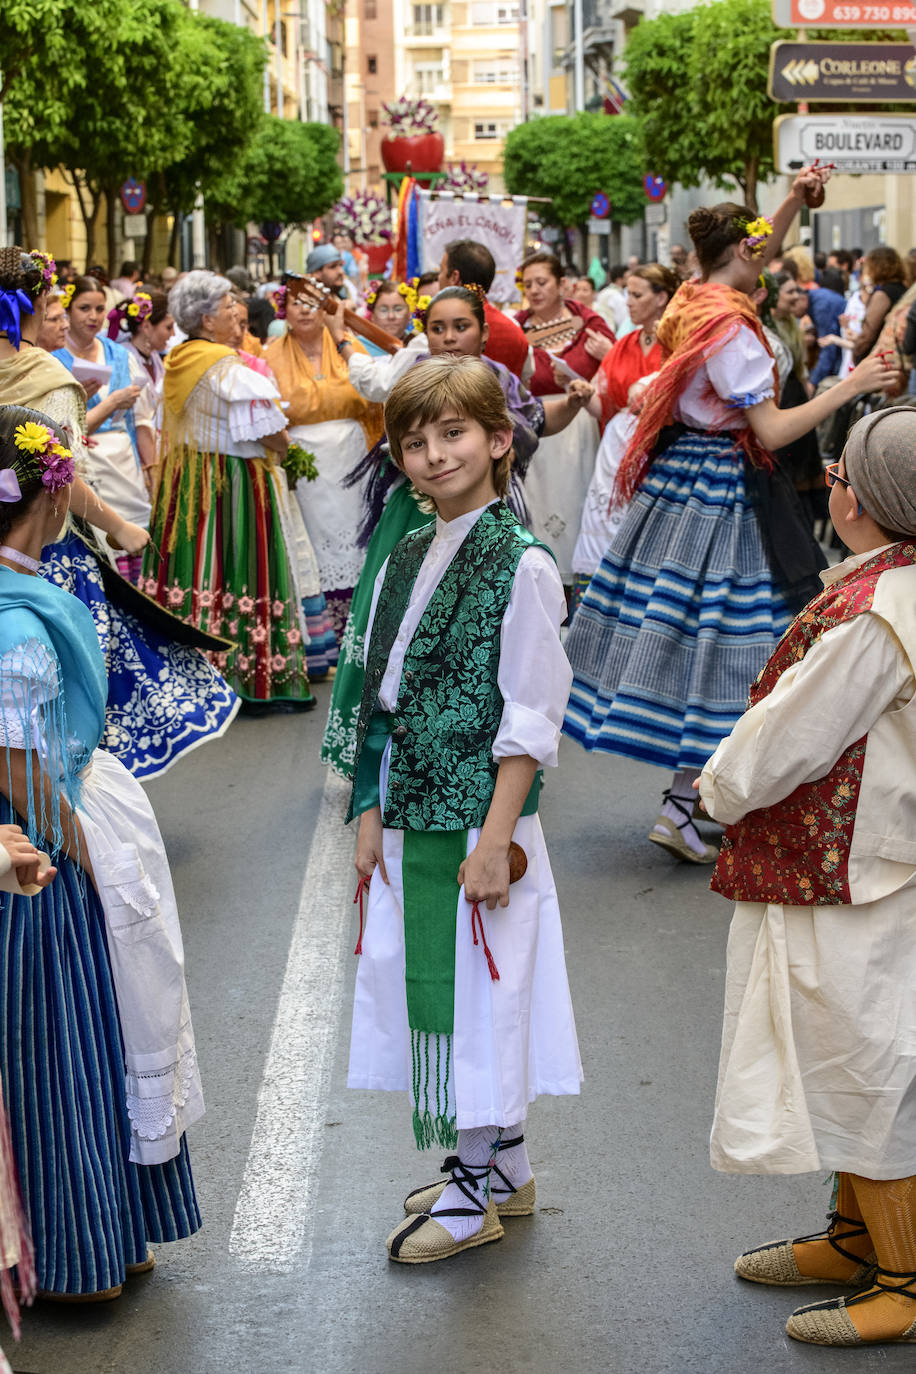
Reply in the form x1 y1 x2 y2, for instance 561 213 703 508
229 768 353 1272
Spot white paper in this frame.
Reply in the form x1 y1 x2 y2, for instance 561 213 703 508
71 357 113 387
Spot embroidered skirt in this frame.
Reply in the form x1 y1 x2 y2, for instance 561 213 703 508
321 482 433 778
0 818 200 1294
563 431 793 771
43 532 239 780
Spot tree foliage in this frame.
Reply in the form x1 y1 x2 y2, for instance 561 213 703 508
624 0 912 212
503 112 645 229
208 116 343 229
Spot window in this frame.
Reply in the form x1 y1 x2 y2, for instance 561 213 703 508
367 54 378 73
472 60 519 83
368 107 380 127
413 62 445 93
364 0 377 15
470 1 518 22
474 120 500 139
411 3 445 32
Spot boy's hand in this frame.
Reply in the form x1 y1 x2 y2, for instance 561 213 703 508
355 807 388 885
458 839 510 911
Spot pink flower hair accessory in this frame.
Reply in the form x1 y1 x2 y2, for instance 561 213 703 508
10 422 75 495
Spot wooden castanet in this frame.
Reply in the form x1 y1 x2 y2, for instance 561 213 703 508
288 275 404 355
508 841 527 885
522 314 585 351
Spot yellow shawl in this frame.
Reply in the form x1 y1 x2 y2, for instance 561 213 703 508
265 328 384 448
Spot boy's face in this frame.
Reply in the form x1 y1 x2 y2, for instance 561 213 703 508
398 411 512 521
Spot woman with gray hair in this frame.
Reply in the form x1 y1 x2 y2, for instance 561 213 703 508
142 270 315 709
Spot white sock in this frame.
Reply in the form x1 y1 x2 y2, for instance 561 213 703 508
653 768 708 856
429 1125 500 1242
490 1123 532 1199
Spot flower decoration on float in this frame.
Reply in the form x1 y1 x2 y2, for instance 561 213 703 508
739 215 773 256
59 283 76 310
3 423 75 501
29 251 58 295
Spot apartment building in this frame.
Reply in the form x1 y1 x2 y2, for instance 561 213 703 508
344 0 397 188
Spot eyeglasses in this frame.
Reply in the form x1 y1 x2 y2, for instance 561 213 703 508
824 462 851 489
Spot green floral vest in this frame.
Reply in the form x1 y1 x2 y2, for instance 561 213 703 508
347 502 550 830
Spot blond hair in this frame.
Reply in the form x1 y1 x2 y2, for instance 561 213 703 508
385 356 514 505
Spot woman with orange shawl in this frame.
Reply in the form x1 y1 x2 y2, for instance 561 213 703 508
266 278 383 646
143 271 314 711
563 166 896 864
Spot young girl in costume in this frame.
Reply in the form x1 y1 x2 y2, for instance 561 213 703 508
321 284 593 778
347 356 582 1264
562 163 897 865
0 404 203 1299
700 407 916 1347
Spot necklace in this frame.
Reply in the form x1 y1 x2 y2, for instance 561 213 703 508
641 327 657 349
0 545 40 573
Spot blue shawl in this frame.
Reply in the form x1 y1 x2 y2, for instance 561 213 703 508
53 335 138 449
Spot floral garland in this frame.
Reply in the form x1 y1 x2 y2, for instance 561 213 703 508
2 422 75 499
382 95 438 137
440 161 488 194
333 190 393 246
59 283 76 311
29 251 58 296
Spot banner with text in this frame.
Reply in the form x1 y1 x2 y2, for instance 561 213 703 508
417 192 529 304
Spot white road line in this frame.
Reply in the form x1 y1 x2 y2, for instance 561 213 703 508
229 768 353 1272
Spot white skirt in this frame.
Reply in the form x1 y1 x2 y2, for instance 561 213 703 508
523 408 599 583
571 410 636 579
711 880 916 1180
87 427 151 529
289 419 368 594
348 813 583 1129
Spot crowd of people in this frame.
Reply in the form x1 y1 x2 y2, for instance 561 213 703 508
0 155 913 1357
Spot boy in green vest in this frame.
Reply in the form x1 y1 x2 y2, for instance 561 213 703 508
346 356 582 1264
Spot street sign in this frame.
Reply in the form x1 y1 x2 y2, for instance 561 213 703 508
643 174 666 201
774 113 916 172
769 42 916 100
772 0 916 27
590 191 611 219
120 178 146 215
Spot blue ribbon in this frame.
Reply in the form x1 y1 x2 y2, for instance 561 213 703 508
0 288 34 351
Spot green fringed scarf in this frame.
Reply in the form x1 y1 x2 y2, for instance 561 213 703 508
401 827 466 1150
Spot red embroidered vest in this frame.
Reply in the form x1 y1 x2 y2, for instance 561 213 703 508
711 542 916 906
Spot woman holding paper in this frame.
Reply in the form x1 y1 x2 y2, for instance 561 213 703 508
53 277 155 544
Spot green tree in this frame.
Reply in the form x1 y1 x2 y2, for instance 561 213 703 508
208 116 343 274
624 0 910 212
503 112 645 247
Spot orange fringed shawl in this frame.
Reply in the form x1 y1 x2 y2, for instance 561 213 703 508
613 282 779 505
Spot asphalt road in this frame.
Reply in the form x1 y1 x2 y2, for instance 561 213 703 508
9 681 911 1374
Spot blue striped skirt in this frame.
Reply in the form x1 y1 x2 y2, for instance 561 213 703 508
563 431 793 771
0 813 200 1294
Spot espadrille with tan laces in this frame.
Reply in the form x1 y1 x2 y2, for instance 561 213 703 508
403 1132 536 1218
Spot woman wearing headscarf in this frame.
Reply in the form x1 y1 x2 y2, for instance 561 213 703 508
144 270 314 710
702 407 916 1349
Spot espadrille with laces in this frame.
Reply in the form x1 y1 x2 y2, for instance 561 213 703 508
387 1197 504 1264
404 1135 536 1218
736 1210 877 1288
787 1270 916 1346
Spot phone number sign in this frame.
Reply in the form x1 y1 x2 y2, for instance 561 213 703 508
773 0 916 24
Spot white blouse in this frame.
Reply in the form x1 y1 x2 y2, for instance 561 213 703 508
347 334 429 403
675 324 775 431
366 503 572 769
199 360 286 458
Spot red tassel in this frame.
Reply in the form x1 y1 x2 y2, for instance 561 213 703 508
353 876 370 955
470 902 500 981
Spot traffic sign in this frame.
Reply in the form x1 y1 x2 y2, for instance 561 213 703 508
774 114 916 173
769 42 916 100
772 0 916 27
644 174 666 202
590 191 611 219
120 178 146 215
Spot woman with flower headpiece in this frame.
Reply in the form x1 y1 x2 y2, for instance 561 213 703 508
144 270 314 710
266 275 385 650
563 166 898 865
53 277 155 572
360 279 416 356
0 247 239 780
0 403 203 1299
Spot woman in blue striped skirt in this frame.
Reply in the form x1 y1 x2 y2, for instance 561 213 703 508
563 166 897 864
0 398 203 1299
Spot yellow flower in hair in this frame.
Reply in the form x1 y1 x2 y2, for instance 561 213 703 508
127 303 140 317
745 217 772 240
13 422 53 455
60 284 75 309
135 291 151 304
397 282 409 296
417 295 432 310
50 273 58 286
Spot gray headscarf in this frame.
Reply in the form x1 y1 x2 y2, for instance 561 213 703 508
842 406 916 537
